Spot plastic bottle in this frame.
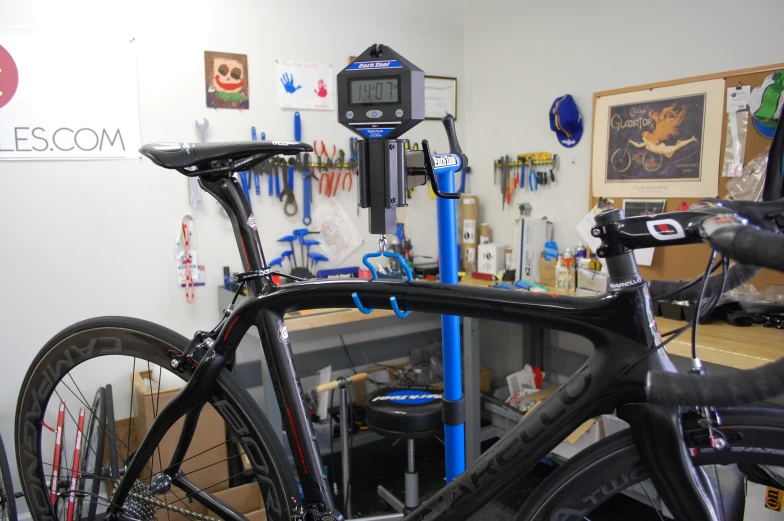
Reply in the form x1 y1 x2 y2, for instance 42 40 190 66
555 254 568 289
575 242 587 259
563 248 575 290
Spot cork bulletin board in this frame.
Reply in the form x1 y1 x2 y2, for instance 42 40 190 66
589 63 784 290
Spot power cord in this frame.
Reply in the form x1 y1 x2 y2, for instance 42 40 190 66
691 251 717 360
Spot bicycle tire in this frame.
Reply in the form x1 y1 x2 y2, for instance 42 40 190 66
516 408 784 521
0 433 18 521
610 148 632 173
75 387 107 521
15 316 299 521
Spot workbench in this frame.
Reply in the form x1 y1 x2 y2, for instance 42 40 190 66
217 282 783 467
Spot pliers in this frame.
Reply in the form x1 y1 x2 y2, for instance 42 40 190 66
319 142 336 196
528 159 538 191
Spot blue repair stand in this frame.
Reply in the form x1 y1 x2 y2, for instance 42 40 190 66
435 165 466 482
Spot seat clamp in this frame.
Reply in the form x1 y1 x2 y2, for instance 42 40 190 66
441 397 465 426
234 268 272 282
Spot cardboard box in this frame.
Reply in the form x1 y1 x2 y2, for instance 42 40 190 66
578 268 608 293
576 288 602 297
744 480 784 519
539 253 556 287
133 371 229 493
207 482 266 521
462 195 479 272
478 243 506 275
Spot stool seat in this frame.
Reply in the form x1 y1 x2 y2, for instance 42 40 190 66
365 386 443 439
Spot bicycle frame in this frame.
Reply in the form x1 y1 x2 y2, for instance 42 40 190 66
106 175 721 521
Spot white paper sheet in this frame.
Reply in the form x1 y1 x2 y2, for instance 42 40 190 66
311 199 363 265
575 206 603 252
276 60 334 110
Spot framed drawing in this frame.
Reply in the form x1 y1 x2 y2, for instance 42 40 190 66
425 76 457 120
205 51 250 109
591 79 724 197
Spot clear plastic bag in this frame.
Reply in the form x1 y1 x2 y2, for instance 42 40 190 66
722 110 749 178
724 145 770 201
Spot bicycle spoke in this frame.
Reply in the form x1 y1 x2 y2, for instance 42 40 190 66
156 470 251 511
58 379 149 477
127 357 137 463
156 437 239 477
639 481 664 521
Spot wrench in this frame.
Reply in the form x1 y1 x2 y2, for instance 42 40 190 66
280 158 298 216
302 153 315 225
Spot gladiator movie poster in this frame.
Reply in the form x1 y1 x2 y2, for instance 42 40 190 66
606 94 705 182
592 79 723 198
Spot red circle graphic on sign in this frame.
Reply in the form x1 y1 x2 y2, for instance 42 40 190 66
0 44 19 110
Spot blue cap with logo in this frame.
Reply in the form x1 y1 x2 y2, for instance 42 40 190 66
550 94 583 148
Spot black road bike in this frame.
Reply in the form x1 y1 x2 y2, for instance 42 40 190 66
14 123 784 521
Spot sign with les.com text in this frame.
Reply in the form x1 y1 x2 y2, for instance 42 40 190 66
0 28 140 161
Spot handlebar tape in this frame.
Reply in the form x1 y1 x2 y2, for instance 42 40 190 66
710 225 784 273
647 357 784 406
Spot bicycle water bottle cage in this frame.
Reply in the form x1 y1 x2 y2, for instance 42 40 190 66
351 248 413 319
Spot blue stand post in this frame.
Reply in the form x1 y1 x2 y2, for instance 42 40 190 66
435 166 466 482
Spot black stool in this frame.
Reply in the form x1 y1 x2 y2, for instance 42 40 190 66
365 385 443 512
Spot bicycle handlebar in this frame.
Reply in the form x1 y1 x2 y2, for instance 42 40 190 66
647 358 784 406
644 199 784 406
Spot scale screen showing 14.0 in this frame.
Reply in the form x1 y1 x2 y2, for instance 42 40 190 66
349 78 400 105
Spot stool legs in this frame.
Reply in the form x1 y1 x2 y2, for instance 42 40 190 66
377 439 419 513
404 439 418 509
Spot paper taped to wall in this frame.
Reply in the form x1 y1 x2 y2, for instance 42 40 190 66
311 199 363 265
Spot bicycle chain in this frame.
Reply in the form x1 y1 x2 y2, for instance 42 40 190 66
111 480 220 521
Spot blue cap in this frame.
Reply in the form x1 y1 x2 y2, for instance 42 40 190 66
549 95 583 148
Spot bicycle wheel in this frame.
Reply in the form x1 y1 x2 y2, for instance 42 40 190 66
0 433 18 521
74 387 107 521
16 317 299 521
517 408 784 520
642 151 663 172
610 148 632 173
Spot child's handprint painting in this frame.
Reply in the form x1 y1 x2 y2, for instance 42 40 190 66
275 60 333 110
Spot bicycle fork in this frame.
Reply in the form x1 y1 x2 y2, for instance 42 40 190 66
618 404 733 521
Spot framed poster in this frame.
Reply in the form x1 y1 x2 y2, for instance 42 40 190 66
425 76 457 120
592 79 724 197
205 51 250 109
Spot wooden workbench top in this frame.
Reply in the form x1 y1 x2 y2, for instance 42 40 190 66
657 317 782 370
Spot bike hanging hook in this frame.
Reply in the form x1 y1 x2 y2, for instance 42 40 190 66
351 235 413 318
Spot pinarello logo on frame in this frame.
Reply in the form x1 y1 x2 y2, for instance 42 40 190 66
0 44 19 110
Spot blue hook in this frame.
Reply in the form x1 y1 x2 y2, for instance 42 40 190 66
352 249 413 318
390 296 410 318
352 292 373 314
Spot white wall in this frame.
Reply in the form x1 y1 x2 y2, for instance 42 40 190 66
461 0 784 251
0 0 465 500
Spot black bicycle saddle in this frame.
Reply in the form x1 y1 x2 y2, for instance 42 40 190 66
139 141 313 170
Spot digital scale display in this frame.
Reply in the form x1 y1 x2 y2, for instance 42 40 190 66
349 77 400 105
